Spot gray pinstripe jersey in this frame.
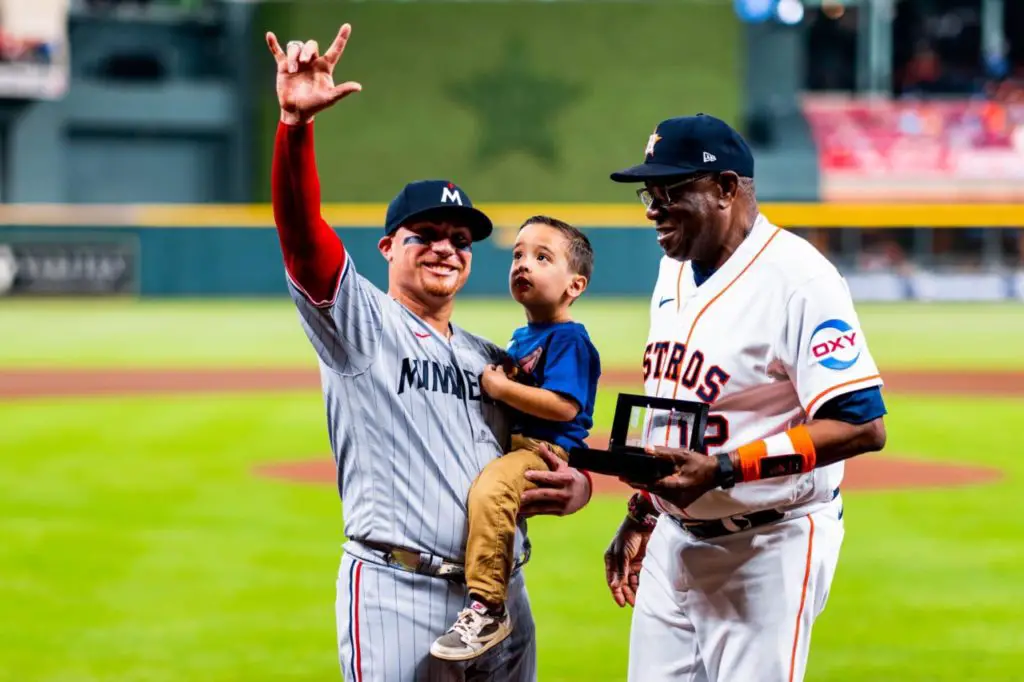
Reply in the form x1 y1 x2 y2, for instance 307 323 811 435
288 250 526 562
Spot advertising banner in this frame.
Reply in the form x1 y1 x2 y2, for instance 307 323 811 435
0 233 139 297
803 95 1024 202
843 269 1024 302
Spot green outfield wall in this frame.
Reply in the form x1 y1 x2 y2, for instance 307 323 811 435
0 224 663 298
6 202 1020 299
251 0 742 203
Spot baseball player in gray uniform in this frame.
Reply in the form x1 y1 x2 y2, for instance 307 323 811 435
265 24 594 682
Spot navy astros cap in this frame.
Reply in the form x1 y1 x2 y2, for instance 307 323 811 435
610 114 754 183
384 180 493 241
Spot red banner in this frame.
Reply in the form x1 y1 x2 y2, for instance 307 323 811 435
802 95 1024 202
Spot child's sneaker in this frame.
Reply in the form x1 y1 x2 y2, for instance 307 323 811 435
429 599 512 661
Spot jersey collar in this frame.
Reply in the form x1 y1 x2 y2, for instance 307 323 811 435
689 213 774 291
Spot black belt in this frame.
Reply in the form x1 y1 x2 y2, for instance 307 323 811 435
671 488 841 541
671 508 786 540
358 540 531 585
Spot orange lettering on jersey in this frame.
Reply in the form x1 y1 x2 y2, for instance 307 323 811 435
651 341 670 380
644 341 734 451
644 342 732 405
680 350 705 388
663 343 686 382
697 365 731 404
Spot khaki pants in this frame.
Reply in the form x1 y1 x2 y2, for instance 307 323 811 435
465 434 569 606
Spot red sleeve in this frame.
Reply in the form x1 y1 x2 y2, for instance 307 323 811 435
271 121 345 305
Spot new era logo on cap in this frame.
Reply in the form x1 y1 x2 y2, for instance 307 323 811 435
610 113 754 183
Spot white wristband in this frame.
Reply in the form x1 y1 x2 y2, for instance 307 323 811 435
763 431 796 457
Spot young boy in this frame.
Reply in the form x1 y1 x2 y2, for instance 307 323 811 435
430 215 601 661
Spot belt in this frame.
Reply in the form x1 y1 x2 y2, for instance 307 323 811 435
670 508 786 540
360 541 466 582
358 540 531 584
670 487 841 541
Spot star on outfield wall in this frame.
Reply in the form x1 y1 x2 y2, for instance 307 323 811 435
447 37 585 168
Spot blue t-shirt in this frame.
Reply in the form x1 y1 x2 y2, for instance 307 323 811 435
505 321 601 453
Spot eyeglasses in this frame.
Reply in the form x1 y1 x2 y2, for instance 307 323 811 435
636 173 715 210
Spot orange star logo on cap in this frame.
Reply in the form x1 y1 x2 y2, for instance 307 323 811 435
645 131 661 157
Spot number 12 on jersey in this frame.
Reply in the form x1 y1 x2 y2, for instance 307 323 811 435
700 414 729 452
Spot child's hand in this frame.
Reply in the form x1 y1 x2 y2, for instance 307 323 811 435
480 364 512 399
500 355 521 379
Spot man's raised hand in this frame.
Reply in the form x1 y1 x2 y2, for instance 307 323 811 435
266 23 362 125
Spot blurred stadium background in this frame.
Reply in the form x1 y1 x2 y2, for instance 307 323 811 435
1 1 1022 681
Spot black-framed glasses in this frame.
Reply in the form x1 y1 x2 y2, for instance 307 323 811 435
636 173 715 210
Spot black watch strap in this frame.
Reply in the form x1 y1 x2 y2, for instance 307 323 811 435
714 453 737 489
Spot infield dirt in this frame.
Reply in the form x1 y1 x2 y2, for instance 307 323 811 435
2 367 1014 493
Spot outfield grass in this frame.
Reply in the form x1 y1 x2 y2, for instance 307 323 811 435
2 392 1022 682
2 298 1023 682
2 298 1024 370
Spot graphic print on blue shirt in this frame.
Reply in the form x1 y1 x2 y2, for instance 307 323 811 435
506 321 601 453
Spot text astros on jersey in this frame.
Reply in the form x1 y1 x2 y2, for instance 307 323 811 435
644 214 883 520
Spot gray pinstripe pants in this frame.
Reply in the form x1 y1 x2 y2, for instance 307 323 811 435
336 550 537 681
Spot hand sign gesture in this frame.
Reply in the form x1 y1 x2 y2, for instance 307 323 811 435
266 23 363 125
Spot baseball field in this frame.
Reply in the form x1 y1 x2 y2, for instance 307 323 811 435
1 297 1022 682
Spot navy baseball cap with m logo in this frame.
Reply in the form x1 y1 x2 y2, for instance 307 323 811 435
610 114 755 183
384 179 494 241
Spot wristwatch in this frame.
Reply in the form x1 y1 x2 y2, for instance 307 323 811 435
713 452 737 489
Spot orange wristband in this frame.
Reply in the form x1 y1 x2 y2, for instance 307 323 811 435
736 425 817 482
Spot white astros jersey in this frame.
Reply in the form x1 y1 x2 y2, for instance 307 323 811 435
643 213 883 520
287 249 520 563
